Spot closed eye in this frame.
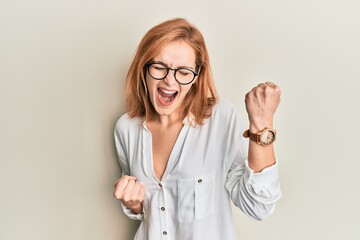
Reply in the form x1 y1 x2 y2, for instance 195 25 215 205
178 69 191 76
154 66 166 70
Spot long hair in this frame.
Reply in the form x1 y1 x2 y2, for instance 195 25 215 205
125 18 218 125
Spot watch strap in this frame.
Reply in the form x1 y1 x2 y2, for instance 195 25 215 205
242 130 258 142
243 127 276 145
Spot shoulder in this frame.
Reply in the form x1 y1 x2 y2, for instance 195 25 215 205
213 99 238 112
114 113 143 134
211 99 241 121
206 99 247 131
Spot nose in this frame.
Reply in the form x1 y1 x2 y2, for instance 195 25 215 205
163 69 177 85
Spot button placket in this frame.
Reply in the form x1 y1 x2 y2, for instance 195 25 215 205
159 183 168 239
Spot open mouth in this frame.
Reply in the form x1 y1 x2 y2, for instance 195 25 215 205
157 87 178 106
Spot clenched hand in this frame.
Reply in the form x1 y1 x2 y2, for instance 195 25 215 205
114 175 146 214
245 81 281 131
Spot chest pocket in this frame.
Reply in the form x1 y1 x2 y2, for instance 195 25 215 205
177 173 215 223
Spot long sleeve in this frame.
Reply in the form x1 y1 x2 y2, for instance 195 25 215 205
226 158 281 220
114 117 143 221
111 101 281 239
224 107 281 221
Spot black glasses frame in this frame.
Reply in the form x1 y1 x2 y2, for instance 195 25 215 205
145 62 199 85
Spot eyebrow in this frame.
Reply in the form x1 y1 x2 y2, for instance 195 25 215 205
152 60 195 70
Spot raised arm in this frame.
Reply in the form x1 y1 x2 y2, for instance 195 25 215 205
244 82 281 172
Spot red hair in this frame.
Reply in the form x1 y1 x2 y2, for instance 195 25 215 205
125 18 218 125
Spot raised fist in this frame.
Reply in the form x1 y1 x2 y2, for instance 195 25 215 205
245 82 281 131
114 175 146 214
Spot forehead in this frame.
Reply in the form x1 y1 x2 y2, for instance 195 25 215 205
153 41 196 67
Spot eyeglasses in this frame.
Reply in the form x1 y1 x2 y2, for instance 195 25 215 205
146 62 199 85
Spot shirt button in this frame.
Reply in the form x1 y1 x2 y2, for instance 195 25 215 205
198 179 202 183
161 207 165 211
159 183 163 188
163 231 167 235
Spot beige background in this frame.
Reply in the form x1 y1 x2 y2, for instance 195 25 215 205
1 0 359 239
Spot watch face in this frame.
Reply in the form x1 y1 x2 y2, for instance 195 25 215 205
260 130 276 145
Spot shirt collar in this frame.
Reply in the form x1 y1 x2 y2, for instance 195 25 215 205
142 114 195 129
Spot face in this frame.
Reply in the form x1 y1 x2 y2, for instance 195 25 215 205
146 40 196 119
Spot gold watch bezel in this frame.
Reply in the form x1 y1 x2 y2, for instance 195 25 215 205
257 128 276 146
243 127 277 146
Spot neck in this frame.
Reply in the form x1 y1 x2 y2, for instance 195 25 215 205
155 113 182 127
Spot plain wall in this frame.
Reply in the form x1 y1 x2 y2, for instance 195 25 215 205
1 0 359 239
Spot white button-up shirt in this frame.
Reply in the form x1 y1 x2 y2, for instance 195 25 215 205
114 100 281 240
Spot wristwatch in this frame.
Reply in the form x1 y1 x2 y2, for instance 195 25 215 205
243 127 276 146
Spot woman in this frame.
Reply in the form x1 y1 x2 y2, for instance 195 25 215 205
113 18 281 240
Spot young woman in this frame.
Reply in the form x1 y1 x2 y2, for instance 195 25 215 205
113 18 281 240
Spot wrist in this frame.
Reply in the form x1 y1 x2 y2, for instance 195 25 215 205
249 123 273 133
248 117 273 132
122 201 143 214
130 203 143 214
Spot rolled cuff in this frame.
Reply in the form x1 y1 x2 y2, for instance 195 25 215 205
121 203 143 221
244 159 279 185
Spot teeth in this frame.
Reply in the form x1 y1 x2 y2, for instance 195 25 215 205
160 88 177 94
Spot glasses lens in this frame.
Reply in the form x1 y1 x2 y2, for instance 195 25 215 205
148 63 168 79
175 68 195 84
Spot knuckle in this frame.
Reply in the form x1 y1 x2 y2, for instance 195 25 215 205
247 90 254 97
123 195 130 202
123 175 131 180
127 175 136 179
265 86 273 93
113 192 121 199
275 87 281 94
131 196 139 202
114 178 123 186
